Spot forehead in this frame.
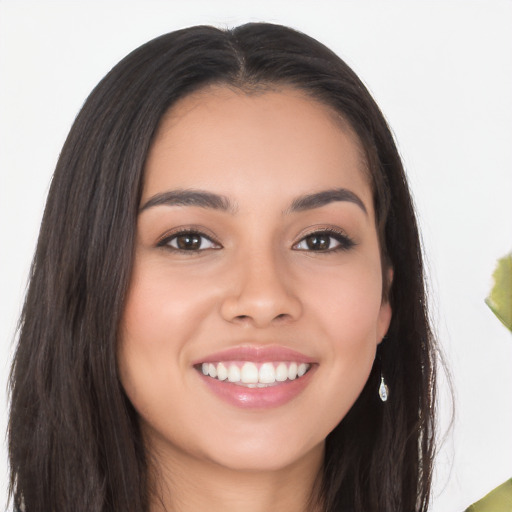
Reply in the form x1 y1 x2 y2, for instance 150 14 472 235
159 84 360 136
143 85 372 213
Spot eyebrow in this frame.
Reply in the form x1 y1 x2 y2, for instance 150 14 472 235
139 189 237 213
286 188 368 215
139 187 367 215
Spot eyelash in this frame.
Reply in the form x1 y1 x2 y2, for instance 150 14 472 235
157 229 222 253
157 228 355 253
292 228 356 253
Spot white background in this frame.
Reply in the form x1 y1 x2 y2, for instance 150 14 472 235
1 1 511 510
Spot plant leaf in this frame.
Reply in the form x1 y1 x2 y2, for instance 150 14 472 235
485 253 512 332
465 478 512 511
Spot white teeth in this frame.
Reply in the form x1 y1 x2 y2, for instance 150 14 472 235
275 362 288 382
259 362 276 384
298 363 308 377
227 364 241 383
208 363 217 378
216 362 228 381
200 361 311 385
288 362 298 380
240 362 259 384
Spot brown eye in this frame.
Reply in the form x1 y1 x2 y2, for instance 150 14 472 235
175 234 202 250
304 234 331 250
159 231 220 251
294 230 355 252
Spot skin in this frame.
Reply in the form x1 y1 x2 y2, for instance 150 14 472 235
118 86 392 512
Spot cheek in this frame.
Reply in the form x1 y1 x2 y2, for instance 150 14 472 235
299 262 384 411
121 260 218 349
117 261 217 412
304 258 384 342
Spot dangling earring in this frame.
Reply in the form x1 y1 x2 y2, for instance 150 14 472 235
379 374 389 402
377 347 389 402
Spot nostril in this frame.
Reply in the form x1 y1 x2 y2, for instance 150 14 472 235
220 291 302 327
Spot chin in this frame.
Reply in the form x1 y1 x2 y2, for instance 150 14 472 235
208 444 323 474
195 427 326 474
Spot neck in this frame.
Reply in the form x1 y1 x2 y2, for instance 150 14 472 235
146 439 324 512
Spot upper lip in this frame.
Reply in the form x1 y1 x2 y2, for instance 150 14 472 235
193 345 315 365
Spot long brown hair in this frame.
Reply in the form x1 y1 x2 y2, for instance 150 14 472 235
9 23 437 511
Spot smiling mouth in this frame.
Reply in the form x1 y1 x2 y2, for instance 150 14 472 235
197 361 312 388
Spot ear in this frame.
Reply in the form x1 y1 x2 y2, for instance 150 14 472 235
377 267 393 344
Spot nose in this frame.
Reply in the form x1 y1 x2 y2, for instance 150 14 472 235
220 248 302 328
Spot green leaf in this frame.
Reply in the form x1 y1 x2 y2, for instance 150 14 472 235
465 478 512 511
485 253 512 332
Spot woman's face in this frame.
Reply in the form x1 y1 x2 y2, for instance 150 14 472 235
118 86 392 474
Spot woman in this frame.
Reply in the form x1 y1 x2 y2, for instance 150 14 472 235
8 23 436 512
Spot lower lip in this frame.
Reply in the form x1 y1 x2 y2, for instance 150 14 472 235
198 366 315 409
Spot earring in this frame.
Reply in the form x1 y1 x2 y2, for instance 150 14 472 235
377 338 389 402
379 375 389 402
